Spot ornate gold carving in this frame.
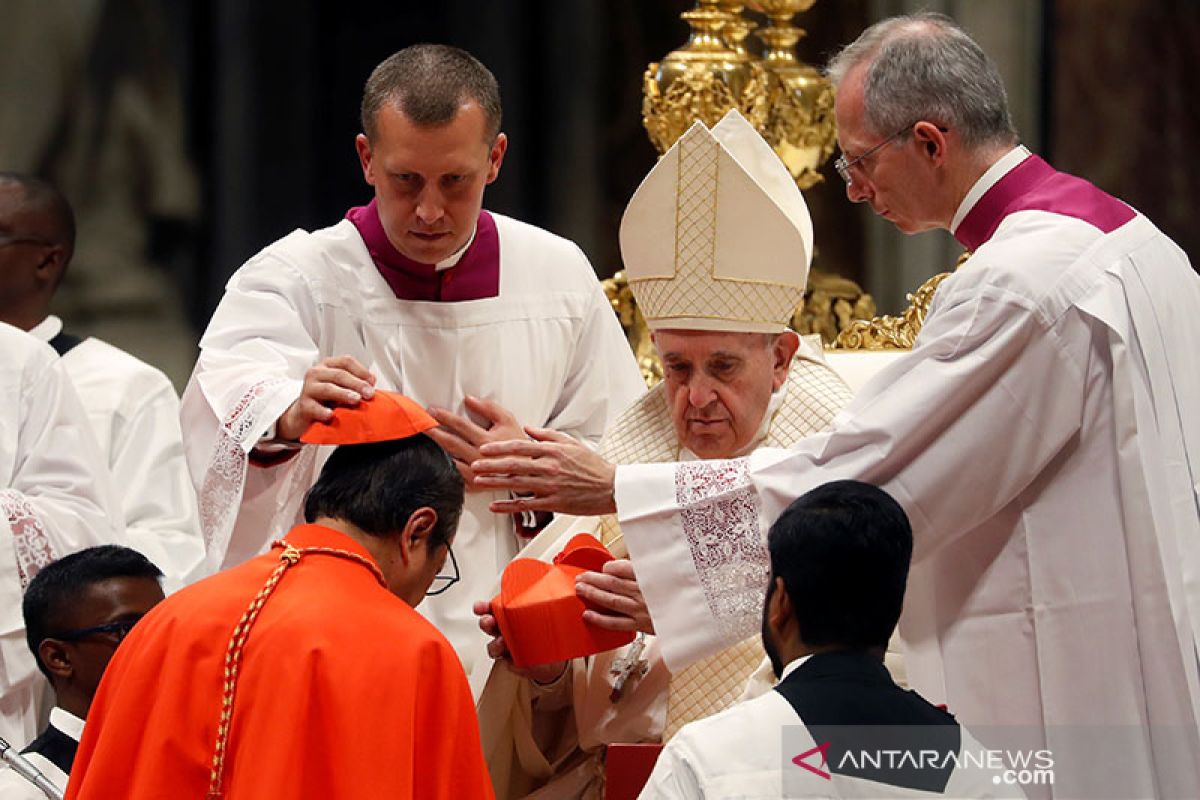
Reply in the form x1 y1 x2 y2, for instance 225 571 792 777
791 270 877 344
717 0 756 58
604 271 664 386
642 0 772 155
642 0 835 193
755 1 837 189
831 271 951 350
832 252 970 350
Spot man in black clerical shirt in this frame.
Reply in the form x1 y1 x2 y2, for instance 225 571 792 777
641 481 1022 798
0 546 164 798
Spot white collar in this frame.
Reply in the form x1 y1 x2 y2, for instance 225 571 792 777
778 654 814 682
949 145 1031 235
434 224 478 272
49 707 85 742
28 314 63 343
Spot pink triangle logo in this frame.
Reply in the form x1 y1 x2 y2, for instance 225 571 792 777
792 741 832 780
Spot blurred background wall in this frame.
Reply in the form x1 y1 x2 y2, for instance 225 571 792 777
1 0 1196 388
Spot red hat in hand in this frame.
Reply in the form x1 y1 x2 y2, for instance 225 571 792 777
492 534 636 668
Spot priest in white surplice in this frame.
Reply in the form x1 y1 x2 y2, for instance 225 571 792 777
0 173 203 591
475 111 855 799
0 323 123 748
179 45 642 674
474 14 1200 798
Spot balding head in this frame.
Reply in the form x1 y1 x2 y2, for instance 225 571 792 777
0 173 75 259
826 12 1017 152
0 173 76 330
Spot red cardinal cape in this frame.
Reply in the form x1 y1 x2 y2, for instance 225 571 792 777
66 524 493 799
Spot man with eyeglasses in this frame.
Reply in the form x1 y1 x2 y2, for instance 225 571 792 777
66 396 494 799
472 11 1200 797
0 545 164 800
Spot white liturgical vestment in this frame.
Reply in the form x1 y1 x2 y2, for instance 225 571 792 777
30 316 204 590
615 152 1200 798
478 344 856 799
0 324 123 747
0 707 81 799
181 211 643 674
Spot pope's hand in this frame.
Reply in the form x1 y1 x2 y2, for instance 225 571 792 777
472 427 618 516
427 396 525 491
474 600 569 684
575 559 655 635
276 355 376 441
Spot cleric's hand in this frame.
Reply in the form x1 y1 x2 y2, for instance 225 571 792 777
473 599 569 684
575 559 655 635
276 355 376 441
473 427 618 516
427 396 526 490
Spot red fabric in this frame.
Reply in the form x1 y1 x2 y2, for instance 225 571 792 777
491 534 635 668
300 389 438 445
66 524 494 800
604 744 664 800
954 155 1135 251
345 200 501 301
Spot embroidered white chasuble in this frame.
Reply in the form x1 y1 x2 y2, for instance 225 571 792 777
477 342 855 799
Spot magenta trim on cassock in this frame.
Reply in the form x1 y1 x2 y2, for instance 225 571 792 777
954 155 1135 252
345 199 500 301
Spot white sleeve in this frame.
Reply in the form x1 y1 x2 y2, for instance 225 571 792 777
111 378 205 589
0 766 58 800
618 287 1089 670
180 254 315 570
2 352 124 583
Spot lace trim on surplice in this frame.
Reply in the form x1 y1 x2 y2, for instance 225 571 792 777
675 459 768 646
199 378 290 554
0 489 57 590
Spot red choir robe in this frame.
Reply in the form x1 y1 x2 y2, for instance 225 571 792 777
65 523 494 799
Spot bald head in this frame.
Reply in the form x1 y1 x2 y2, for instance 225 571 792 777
0 173 76 329
0 173 75 258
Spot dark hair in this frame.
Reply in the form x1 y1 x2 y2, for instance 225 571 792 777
23 545 163 678
303 434 464 548
768 480 912 650
361 44 501 141
0 171 76 265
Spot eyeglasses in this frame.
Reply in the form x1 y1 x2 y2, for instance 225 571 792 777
425 543 459 596
834 124 948 186
50 615 145 644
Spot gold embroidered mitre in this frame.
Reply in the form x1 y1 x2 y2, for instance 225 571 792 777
620 109 814 334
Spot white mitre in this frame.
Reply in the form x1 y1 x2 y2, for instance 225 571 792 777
619 109 814 334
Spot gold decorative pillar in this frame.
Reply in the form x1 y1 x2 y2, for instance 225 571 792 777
642 0 771 155
755 0 837 189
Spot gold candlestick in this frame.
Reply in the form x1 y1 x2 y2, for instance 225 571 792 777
755 0 837 189
642 0 771 155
